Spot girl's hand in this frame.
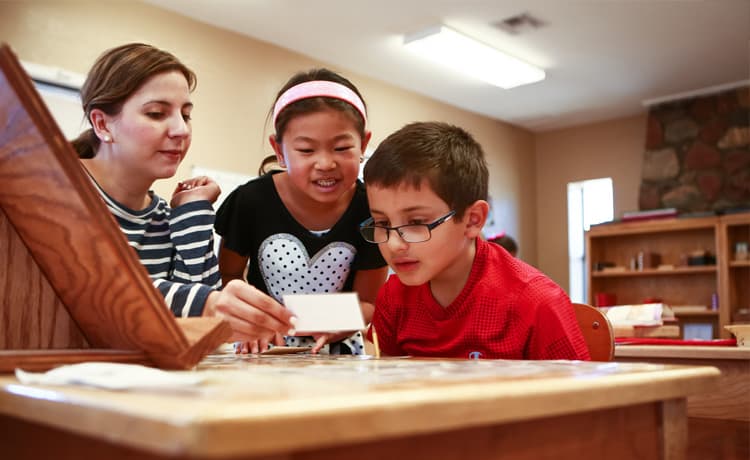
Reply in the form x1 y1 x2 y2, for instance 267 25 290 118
204 280 296 345
309 331 355 354
170 176 221 208
234 333 285 354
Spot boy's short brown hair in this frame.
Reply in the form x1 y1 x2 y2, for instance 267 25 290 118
363 122 488 219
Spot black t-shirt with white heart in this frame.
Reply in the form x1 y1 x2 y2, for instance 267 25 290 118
215 172 386 353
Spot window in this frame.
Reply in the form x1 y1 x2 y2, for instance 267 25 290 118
33 81 85 139
22 60 86 140
567 178 613 303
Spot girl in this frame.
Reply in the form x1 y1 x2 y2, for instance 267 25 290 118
215 69 389 354
71 43 295 347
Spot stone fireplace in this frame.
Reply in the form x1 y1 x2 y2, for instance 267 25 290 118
639 85 749 212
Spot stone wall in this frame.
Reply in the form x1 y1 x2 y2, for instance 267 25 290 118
639 86 750 212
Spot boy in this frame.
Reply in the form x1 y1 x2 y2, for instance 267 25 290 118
361 122 589 360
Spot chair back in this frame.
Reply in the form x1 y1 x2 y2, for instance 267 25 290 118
572 303 614 361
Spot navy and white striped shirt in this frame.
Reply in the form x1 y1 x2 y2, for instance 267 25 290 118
94 185 221 317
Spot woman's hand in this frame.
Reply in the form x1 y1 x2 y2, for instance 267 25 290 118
170 176 221 208
204 280 296 348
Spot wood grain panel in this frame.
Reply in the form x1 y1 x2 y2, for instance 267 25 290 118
0 208 88 349
617 352 750 422
592 272 716 306
688 417 750 460
0 349 149 373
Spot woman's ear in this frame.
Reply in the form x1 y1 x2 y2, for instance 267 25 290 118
268 134 286 168
90 109 112 143
463 200 490 238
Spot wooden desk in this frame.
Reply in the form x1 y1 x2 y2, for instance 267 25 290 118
0 354 719 460
615 345 749 421
615 345 749 460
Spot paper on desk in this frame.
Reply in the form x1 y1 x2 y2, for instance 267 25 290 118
283 292 365 333
603 303 664 327
15 362 204 391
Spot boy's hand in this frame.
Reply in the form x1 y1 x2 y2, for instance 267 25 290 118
170 176 221 207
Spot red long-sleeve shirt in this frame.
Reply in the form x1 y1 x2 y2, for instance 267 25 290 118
370 239 590 360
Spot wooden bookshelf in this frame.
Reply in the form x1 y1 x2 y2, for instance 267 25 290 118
719 213 750 331
586 213 750 339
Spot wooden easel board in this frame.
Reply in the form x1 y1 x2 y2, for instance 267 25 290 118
0 43 230 372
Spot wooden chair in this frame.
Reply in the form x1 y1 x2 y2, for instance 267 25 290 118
572 303 614 361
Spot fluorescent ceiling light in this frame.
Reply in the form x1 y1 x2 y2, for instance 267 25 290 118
404 25 545 89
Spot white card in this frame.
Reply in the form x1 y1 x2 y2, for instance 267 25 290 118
282 293 365 333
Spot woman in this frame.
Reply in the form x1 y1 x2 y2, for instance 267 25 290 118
72 43 295 347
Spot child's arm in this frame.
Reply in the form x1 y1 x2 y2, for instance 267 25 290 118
218 243 250 285
366 323 387 357
352 266 389 323
365 293 401 357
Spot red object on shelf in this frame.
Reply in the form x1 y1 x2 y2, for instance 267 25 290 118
615 337 737 346
621 208 679 222
595 292 617 307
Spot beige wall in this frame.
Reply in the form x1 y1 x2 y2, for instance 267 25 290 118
0 0 538 264
535 114 647 289
1 2 655 293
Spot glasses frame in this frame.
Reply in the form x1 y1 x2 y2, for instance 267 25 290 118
359 210 456 244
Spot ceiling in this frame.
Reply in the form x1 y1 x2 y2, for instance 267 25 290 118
145 0 750 132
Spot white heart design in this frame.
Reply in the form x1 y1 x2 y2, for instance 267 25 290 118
258 234 364 354
258 233 356 303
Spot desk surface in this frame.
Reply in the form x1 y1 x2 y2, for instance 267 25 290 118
0 353 719 458
615 345 750 360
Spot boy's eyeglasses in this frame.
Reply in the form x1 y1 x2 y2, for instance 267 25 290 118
359 210 456 244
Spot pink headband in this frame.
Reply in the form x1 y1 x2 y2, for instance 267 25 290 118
272 80 367 127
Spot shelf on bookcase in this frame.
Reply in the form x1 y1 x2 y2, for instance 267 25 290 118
672 310 719 317
592 266 717 277
587 212 750 339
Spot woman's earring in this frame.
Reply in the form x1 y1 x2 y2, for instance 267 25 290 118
102 134 111 143
360 156 365 163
